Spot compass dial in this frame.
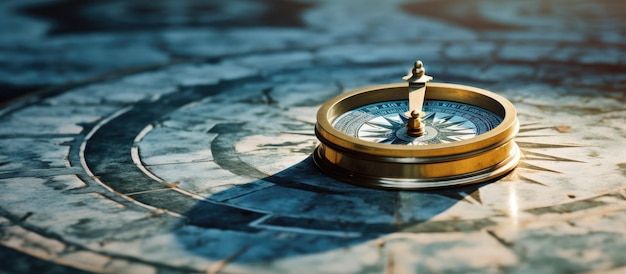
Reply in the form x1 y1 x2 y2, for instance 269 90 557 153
333 100 503 145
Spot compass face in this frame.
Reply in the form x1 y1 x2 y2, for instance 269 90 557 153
332 100 502 145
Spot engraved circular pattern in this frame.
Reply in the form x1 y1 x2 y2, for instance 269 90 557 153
1 1 625 273
1 51 624 274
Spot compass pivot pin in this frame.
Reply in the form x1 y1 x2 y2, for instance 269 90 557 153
406 110 424 137
403 60 432 137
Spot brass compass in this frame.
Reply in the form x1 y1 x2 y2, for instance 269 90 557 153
313 60 521 189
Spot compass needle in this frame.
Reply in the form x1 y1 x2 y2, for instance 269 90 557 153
315 60 520 189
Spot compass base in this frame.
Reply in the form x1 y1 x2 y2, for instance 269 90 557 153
313 142 520 190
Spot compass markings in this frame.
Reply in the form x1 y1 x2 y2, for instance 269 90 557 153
439 120 471 129
460 190 483 206
520 150 583 163
496 123 587 188
518 126 556 133
209 123 343 195
435 113 454 124
438 136 457 143
440 123 588 201
358 112 477 145
505 169 548 187
516 161 561 174
364 121 394 130
385 116 405 128
516 141 583 149
422 112 436 124
340 110 588 202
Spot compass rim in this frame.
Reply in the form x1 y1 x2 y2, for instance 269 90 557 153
315 82 519 158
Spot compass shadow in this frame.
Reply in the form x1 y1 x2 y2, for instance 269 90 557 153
177 156 481 264
79 84 490 266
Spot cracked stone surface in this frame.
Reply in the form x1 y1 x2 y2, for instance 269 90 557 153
0 0 625 273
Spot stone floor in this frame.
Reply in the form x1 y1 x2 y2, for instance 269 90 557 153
0 0 625 273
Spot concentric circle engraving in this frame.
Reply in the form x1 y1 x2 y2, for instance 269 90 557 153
1 1 625 272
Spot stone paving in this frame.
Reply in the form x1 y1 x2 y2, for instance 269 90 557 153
0 0 625 273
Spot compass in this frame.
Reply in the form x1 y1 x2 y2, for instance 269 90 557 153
314 61 520 189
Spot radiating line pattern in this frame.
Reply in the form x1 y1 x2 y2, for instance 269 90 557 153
357 112 477 145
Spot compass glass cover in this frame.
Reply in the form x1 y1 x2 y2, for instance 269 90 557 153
332 100 502 145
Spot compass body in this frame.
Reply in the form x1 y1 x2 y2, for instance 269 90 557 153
314 82 520 189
